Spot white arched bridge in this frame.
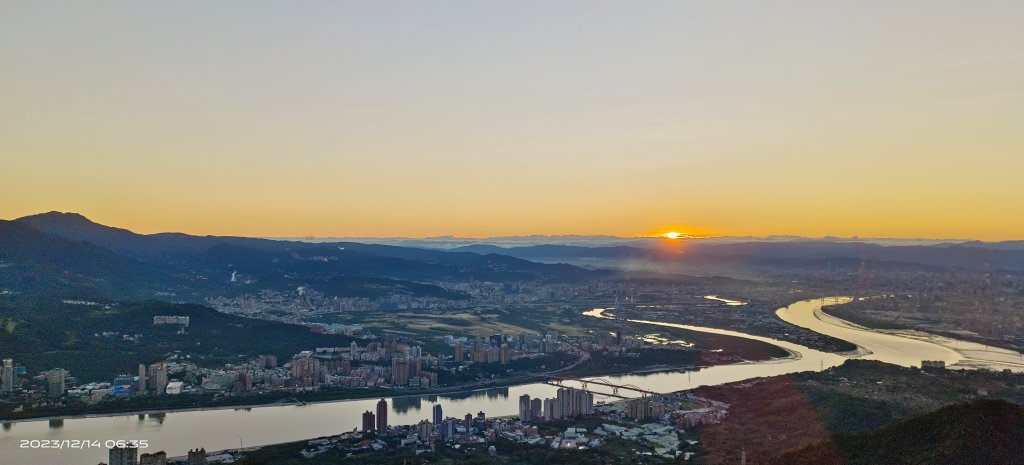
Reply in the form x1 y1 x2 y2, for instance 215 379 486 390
545 376 661 399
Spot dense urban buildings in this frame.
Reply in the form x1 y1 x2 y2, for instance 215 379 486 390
361 410 375 433
108 444 138 465
433 403 443 425
2 358 14 392
376 398 388 433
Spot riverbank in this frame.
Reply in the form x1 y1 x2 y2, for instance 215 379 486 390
4 310 799 423
0 297 873 465
202 359 1024 465
827 301 1024 353
816 301 1024 372
0 356 735 424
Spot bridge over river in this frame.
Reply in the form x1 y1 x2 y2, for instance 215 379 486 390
4 297 1022 465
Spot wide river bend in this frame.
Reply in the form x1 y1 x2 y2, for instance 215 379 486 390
3 297 1022 464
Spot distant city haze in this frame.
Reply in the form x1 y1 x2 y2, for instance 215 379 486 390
2 1 1022 240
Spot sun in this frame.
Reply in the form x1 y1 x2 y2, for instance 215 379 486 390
664 231 682 239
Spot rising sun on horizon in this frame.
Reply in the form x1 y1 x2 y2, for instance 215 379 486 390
1 2 1021 240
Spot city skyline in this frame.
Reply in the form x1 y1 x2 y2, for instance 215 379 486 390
4 3 1024 464
3 1 1022 240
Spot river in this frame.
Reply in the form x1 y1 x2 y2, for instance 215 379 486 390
776 297 1024 372
2 296 1021 464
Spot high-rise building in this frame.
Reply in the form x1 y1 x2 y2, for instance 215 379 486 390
149 363 168 395
362 410 376 432
412 357 423 377
139 450 167 465
376 398 388 433
441 418 457 440
418 419 432 440
544 387 593 419
2 359 14 392
407 346 422 359
433 403 443 425
234 371 253 392
464 413 473 428
583 392 595 415
187 448 208 465
391 357 409 386
423 371 438 387
137 364 147 394
530 398 542 420
518 394 532 422
499 344 510 364
291 357 321 387
628 397 650 421
454 342 463 363
109 444 139 465
43 368 67 399
543 398 557 420
556 388 569 418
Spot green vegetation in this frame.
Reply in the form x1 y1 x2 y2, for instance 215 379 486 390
439 353 578 384
771 400 1024 465
692 360 1024 464
573 348 702 376
0 296 356 382
490 306 557 333
535 416 615 437
233 274 469 300
799 387 909 434
235 436 677 465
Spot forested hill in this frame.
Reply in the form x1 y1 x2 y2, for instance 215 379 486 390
770 399 1024 465
2 212 605 302
0 297 357 388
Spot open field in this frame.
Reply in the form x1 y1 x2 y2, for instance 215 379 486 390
367 311 541 336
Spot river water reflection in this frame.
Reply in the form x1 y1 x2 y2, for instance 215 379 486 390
777 297 1024 372
3 297 1019 464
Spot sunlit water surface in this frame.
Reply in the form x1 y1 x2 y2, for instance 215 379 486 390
4 297 1021 464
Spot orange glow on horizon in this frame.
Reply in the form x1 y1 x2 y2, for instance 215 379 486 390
646 225 717 240
0 207 1020 241
1 3 1022 242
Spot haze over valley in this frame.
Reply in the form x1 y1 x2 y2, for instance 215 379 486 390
2 1 1022 464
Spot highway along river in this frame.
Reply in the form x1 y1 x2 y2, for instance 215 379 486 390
3 297 1022 465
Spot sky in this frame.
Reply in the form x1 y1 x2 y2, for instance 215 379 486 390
2 1 1022 240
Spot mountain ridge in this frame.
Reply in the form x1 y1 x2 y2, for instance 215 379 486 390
2 212 604 303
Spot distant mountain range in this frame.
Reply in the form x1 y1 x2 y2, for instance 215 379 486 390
0 212 603 302
451 240 1024 272
284 231 1024 272
285 234 1024 250
2 211 1021 306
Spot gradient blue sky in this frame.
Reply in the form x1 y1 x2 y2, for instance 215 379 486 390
2 1 1022 239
